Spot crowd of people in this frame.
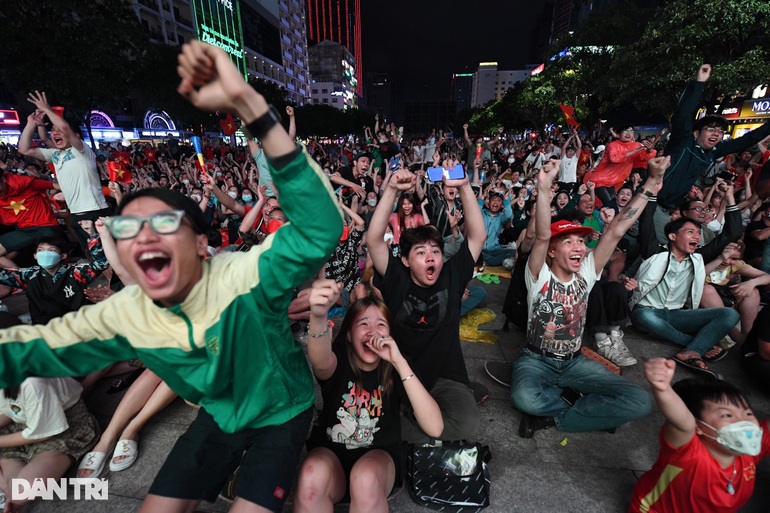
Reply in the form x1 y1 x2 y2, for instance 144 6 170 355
0 45 766 513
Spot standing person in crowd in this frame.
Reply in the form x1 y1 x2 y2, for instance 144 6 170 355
367 162 486 444
0 41 342 513
656 64 770 227
294 280 442 512
589 125 656 208
511 157 663 438
19 93 112 252
630 359 770 513
558 131 582 185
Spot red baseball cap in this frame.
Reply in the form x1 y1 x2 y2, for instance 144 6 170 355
550 220 594 238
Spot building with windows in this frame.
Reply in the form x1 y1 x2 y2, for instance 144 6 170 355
305 0 363 96
308 40 357 110
451 73 473 113
471 63 538 108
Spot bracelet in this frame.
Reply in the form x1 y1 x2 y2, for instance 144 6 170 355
402 374 415 383
639 189 655 199
307 320 333 338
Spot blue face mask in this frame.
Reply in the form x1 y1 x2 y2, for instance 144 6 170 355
36 250 61 269
242 194 253 203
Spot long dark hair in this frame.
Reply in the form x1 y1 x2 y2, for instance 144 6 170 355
396 193 417 235
332 296 395 395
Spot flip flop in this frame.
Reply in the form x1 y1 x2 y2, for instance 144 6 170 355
476 274 492 284
110 439 139 472
77 451 108 479
485 361 512 388
488 274 500 284
703 345 729 363
673 355 716 378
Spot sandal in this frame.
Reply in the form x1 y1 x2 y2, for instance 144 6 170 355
703 345 729 363
77 451 108 479
673 355 716 378
110 439 139 472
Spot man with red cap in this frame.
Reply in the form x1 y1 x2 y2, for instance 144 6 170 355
510 156 670 438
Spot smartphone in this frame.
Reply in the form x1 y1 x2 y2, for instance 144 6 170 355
427 166 444 182
388 157 400 171
448 163 465 180
561 387 583 406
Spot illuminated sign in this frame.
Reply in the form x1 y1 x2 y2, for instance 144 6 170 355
530 64 544 76
0 110 20 126
191 0 247 78
740 98 770 118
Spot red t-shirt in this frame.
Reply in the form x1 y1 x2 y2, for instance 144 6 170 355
0 174 58 229
629 423 770 513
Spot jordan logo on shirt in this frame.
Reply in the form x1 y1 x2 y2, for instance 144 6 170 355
417 315 427 325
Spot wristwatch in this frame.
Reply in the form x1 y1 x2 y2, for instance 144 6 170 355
639 189 655 198
241 105 282 140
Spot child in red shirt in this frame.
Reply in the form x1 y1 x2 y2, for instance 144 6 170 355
630 359 770 513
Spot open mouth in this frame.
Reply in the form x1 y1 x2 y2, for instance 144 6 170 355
426 265 436 281
569 255 582 265
52 135 65 145
136 251 172 286
688 241 698 250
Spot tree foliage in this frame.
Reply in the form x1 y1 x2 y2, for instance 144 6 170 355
0 0 152 121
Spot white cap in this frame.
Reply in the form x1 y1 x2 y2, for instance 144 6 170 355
593 145 606 154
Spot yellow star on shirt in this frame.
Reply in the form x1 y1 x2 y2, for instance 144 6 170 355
3 200 27 215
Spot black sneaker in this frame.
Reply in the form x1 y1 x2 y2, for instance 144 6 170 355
518 413 555 438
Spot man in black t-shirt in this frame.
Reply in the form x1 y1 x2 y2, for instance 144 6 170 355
369 165 487 444
741 306 770 389
330 152 374 201
745 202 770 273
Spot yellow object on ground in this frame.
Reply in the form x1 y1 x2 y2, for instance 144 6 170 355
460 308 498 344
482 265 512 279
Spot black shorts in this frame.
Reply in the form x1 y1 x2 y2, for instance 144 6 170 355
149 406 313 510
0 225 65 253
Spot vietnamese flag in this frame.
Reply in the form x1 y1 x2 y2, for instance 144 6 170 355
114 151 131 166
220 113 237 136
108 161 132 183
559 103 580 128
144 149 157 162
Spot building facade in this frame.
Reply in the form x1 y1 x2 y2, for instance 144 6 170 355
308 40 357 110
451 73 473 113
471 63 538 108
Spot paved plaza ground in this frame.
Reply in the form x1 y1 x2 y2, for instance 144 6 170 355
8 275 770 512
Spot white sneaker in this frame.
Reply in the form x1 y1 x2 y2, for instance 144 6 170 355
596 332 637 367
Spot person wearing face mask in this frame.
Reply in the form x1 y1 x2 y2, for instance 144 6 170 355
0 222 108 325
630 360 770 513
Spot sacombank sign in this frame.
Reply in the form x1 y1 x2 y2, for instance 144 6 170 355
192 0 247 78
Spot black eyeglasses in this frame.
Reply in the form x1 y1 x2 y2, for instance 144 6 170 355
104 210 186 240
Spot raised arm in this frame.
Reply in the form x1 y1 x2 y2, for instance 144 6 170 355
528 159 560 280
644 358 695 448
95 218 134 285
368 167 414 275
446 168 485 260
285 106 296 140
27 91 83 152
306 279 341 380
18 111 47 161
593 156 669 272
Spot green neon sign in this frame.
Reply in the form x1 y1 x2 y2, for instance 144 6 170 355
191 0 247 78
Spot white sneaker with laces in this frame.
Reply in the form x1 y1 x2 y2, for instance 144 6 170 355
609 330 637 366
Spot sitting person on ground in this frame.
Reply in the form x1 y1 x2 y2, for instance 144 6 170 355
629 179 744 377
477 182 515 266
367 162 486 444
510 157 661 438
0 326 99 511
294 280 442 512
700 240 770 345
0 222 108 325
629 359 770 513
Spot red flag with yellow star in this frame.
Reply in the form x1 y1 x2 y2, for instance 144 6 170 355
114 151 131 166
108 161 132 183
220 113 237 136
559 103 580 128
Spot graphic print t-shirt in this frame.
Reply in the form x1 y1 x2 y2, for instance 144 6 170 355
309 344 401 457
525 252 599 354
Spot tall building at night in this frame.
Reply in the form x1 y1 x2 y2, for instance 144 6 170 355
305 0 363 96
451 73 473 113
308 40 357 110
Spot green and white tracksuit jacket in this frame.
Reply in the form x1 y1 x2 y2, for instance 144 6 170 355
0 145 343 434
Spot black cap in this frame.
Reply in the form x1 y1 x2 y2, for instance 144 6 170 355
353 151 372 161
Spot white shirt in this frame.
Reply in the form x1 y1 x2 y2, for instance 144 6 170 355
39 144 108 214
558 154 579 183
0 377 82 439
636 253 694 309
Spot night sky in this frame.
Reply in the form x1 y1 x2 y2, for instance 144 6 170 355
361 0 542 104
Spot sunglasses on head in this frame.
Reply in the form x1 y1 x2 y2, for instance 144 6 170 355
104 210 187 240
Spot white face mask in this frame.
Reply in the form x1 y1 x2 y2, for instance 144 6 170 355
367 199 378 207
383 233 394 244
227 191 238 199
698 419 763 456
507 157 515 164
190 194 202 203
182 179 190 184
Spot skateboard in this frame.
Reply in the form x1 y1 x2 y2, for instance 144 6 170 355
484 361 512 388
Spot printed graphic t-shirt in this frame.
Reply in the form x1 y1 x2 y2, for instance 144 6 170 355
525 252 599 354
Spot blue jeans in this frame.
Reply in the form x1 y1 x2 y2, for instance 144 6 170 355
510 349 652 432
482 247 515 266
630 307 739 355
460 286 487 316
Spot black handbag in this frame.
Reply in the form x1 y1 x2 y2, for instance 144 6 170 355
407 442 492 512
